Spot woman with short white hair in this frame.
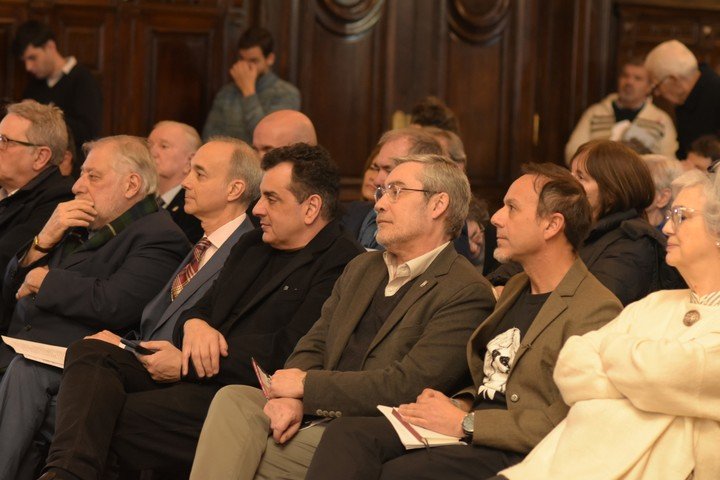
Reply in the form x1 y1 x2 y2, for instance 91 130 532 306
641 153 683 229
497 169 720 479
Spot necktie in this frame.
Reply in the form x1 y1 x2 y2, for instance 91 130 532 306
170 237 212 300
156 196 166 208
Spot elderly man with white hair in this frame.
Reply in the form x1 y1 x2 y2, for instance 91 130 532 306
645 40 720 159
0 135 189 479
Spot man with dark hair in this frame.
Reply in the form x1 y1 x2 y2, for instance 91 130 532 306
202 26 301 142
304 163 623 480
565 59 677 164
12 20 102 175
409 96 461 134
686 134 720 171
189 154 496 480
38 143 363 480
0 100 74 332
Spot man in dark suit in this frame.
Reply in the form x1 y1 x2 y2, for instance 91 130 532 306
0 137 257 479
189 154 497 480
149 120 204 243
39 143 363 480
0 100 74 332
304 163 624 480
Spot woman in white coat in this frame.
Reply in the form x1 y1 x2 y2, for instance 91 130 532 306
496 169 720 480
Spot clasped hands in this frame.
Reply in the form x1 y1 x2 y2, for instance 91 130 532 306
86 330 182 383
261 368 307 445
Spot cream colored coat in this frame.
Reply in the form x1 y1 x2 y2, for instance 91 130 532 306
501 289 720 480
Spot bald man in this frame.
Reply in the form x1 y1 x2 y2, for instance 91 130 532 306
252 110 317 157
149 121 204 242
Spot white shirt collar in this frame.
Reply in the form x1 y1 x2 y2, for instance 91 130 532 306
159 184 183 208
47 56 77 88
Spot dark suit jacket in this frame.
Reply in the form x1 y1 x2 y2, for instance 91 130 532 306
339 200 373 240
165 189 203 244
0 167 74 331
174 220 364 386
0 209 189 368
286 243 497 417
464 258 622 453
139 216 254 342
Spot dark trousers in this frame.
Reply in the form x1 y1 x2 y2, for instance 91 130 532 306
305 416 525 480
44 340 219 480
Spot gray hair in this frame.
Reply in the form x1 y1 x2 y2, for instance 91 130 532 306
395 154 470 238
645 40 698 80
377 127 443 158
6 99 68 165
152 120 201 152
671 170 720 237
208 136 262 204
642 154 683 203
422 126 467 168
84 135 158 196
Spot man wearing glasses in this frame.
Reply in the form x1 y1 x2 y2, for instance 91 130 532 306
189 154 496 480
645 40 720 159
0 100 74 333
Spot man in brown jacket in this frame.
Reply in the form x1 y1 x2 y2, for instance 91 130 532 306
304 163 624 480
189 154 496 479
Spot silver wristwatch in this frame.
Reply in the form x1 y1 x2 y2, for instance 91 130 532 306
462 412 475 437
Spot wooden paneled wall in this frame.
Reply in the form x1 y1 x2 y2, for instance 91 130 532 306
2 0 719 203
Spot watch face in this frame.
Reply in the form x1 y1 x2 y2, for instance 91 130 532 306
462 412 475 434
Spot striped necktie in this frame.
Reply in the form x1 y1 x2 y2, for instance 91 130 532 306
170 237 212 300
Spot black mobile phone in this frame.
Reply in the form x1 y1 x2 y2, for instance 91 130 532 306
120 338 156 355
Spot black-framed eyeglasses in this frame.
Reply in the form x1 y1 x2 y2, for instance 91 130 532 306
0 134 42 151
665 206 700 228
374 184 437 203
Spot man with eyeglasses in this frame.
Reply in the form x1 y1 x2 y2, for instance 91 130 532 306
645 40 720 159
0 100 74 333
188 154 496 480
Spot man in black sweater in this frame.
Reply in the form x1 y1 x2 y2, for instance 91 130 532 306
12 20 102 177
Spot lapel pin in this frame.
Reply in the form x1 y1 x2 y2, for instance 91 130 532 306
171 206 179 212
283 285 289 291
420 280 428 288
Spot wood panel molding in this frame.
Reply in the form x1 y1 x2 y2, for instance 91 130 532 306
447 0 510 43
315 0 384 35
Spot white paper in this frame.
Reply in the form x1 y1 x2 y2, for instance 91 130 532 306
2 336 66 369
377 405 464 450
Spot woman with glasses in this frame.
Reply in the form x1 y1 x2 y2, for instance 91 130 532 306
495 168 720 480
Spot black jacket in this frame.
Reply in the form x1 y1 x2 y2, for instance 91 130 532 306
1 209 189 368
0 167 74 332
174 220 364 386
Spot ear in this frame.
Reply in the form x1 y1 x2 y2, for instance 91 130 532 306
124 172 142 199
429 192 450 220
45 39 58 54
655 187 672 209
182 152 194 176
226 179 246 202
542 212 566 241
31 146 53 171
303 193 322 225
265 52 276 68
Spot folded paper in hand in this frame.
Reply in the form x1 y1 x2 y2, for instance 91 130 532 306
1 336 66 369
377 405 465 450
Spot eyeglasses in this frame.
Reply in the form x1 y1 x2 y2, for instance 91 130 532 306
374 184 437 203
0 134 42 151
665 206 700 228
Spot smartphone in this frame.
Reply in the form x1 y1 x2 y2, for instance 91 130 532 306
120 338 156 355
